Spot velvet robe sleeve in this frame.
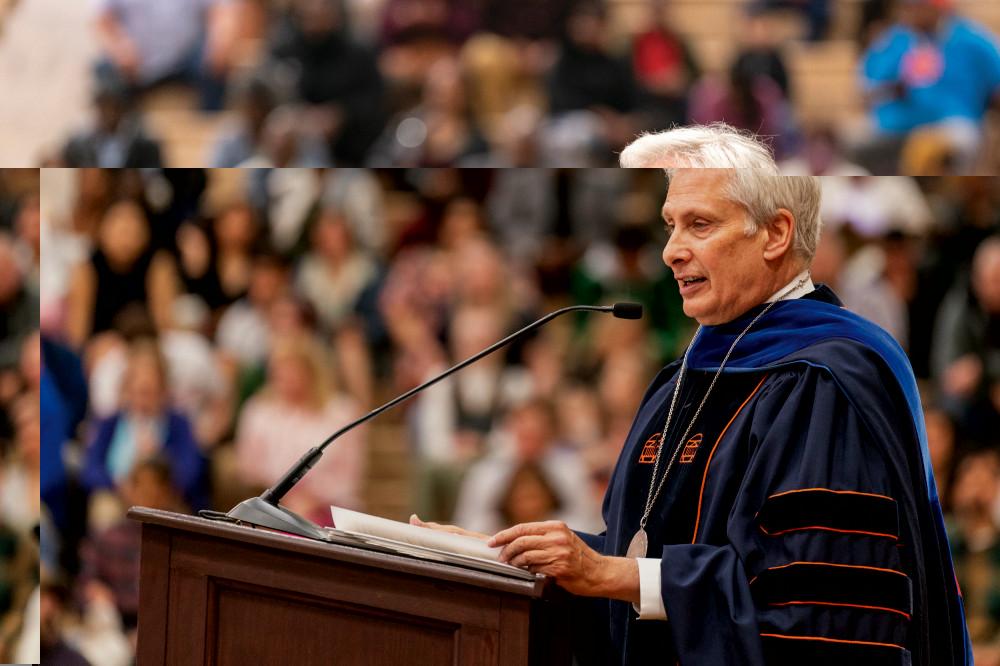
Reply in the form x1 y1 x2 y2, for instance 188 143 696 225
659 367 914 666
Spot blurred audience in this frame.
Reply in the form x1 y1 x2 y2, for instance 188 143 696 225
0 171 40 663
933 235 1000 443
93 0 239 111
30 0 1000 172
453 398 601 535
266 0 385 164
368 56 490 166
689 13 800 161
544 1 638 166
35 167 1000 665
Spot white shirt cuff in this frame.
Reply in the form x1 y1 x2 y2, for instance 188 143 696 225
632 557 668 620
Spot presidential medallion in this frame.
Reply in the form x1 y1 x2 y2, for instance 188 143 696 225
626 529 648 559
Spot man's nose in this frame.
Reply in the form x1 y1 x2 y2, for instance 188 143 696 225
662 232 690 268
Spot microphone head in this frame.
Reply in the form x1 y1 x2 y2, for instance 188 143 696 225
611 302 643 320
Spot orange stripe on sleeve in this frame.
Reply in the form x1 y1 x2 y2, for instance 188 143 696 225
759 524 899 540
759 633 905 651
767 600 911 620
766 487 896 503
757 560 908 577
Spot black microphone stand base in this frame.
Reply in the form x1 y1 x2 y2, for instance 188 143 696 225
226 496 328 541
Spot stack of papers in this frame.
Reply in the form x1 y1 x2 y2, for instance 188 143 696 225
329 507 536 581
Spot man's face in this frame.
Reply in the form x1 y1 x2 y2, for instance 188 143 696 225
661 170 776 325
900 1 944 33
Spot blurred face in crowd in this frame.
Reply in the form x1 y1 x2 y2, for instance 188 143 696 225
270 347 315 406
439 198 483 249
450 305 504 361
0 237 22 304
268 296 310 336
312 210 352 261
510 403 554 461
972 240 1000 314
249 258 288 308
503 465 559 526
124 351 167 417
900 0 946 33
424 58 467 114
924 406 955 499
951 450 1000 519
14 397 39 463
296 0 342 38
455 238 505 304
16 193 40 257
21 331 41 391
662 170 794 325
215 203 257 251
78 168 112 206
99 201 150 268
567 6 607 51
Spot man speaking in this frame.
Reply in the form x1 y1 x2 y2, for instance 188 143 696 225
419 170 970 665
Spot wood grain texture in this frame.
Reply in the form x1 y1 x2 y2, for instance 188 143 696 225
130 508 573 665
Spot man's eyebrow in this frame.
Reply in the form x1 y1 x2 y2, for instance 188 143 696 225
661 204 718 221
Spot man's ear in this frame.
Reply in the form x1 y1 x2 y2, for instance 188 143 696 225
762 209 795 261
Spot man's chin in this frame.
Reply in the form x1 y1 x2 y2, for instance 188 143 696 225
683 301 727 326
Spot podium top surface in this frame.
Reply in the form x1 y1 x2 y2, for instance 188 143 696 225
128 507 552 598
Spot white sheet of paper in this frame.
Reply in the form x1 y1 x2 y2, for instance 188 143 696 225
331 506 503 562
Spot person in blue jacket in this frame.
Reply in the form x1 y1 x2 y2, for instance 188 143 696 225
478 170 970 665
82 339 206 511
861 0 1000 170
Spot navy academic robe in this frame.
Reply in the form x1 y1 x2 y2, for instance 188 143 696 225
575 286 971 666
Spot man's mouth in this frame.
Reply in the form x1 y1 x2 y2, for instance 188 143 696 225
678 276 707 295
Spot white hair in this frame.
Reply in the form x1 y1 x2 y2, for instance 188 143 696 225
620 123 779 172
666 170 823 263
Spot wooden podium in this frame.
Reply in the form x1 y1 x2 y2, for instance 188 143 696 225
129 508 574 665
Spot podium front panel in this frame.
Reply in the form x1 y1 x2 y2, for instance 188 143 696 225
131 509 571 665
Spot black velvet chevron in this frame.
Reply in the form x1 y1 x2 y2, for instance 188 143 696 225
757 488 899 539
751 561 913 617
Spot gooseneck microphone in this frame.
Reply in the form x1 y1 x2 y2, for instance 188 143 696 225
208 302 643 539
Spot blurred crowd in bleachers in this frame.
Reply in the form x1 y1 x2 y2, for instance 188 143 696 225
28 0 1000 174
0 169 41 664
39 167 1000 664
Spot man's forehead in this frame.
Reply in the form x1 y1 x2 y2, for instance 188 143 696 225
662 170 737 218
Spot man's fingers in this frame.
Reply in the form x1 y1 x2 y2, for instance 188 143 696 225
489 520 564 547
509 549 555 570
498 535 550 563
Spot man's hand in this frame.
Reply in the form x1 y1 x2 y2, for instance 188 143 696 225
490 521 639 603
409 514 490 541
